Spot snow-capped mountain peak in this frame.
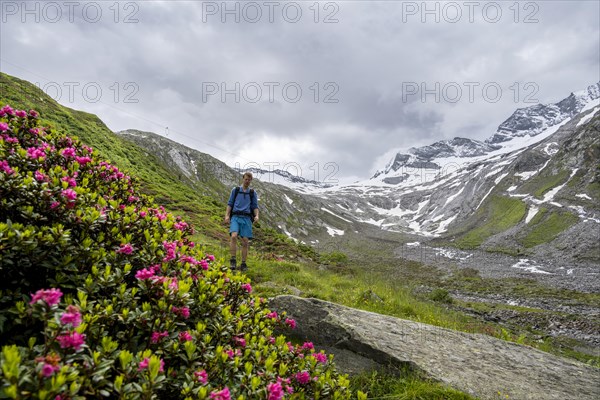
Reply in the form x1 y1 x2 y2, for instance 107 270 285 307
374 82 600 182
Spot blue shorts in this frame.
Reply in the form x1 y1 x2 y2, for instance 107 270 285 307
230 215 253 238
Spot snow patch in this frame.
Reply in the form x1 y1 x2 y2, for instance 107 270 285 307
542 168 578 203
576 193 592 200
494 173 509 185
326 226 345 237
511 259 552 274
525 205 539 224
577 106 600 126
433 215 457 234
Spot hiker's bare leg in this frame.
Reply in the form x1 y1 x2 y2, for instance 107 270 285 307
230 232 238 258
241 237 249 262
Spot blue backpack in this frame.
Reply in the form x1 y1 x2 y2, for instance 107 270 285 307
230 187 256 221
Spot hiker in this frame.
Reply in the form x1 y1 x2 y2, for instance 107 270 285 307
224 172 259 271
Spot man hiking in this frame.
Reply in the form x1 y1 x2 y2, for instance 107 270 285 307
224 172 259 271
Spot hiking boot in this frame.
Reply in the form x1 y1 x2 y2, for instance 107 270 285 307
229 257 237 270
240 262 248 272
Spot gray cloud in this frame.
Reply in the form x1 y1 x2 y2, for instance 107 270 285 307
1 0 598 180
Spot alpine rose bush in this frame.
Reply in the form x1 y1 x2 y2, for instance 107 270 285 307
0 105 353 399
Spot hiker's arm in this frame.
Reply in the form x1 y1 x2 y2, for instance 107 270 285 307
225 205 232 222
253 208 259 222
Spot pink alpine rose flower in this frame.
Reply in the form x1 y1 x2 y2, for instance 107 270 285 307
151 331 169 344
60 305 82 327
295 371 311 385
116 243 134 255
241 283 252 293
27 147 46 160
285 318 296 329
61 148 76 158
194 370 208 384
267 382 284 400
138 357 165 372
30 288 63 306
56 331 86 350
209 387 231 400
41 363 60 378
179 331 193 342
61 189 77 201
0 160 14 175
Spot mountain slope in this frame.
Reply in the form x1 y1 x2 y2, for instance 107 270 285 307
308 84 600 266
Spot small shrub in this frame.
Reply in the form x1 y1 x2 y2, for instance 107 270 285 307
429 289 453 304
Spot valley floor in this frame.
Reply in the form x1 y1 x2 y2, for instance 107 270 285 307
314 228 600 363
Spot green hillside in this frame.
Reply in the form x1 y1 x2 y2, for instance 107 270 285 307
0 73 310 259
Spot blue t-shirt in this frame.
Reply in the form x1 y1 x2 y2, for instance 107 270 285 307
227 187 258 215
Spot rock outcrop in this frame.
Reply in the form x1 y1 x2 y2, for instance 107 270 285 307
269 295 600 400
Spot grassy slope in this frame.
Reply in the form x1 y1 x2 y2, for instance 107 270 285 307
452 195 527 249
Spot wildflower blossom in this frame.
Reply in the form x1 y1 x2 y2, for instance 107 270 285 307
61 189 77 201
234 336 246 347
151 331 169 343
138 357 164 372
60 305 82 327
41 363 60 378
135 268 154 281
179 331 193 342
302 342 314 350
266 311 278 319
313 352 328 363
56 331 86 350
194 370 208 384
0 122 8 131
15 110 27 118
199 259 209 270
285 318 296 329
30 288 63 306
116 243 134 255
75 156 91 165
61 176 77 187
61 147 76 158
241 283 252 293
295 371 311 385
0 160 14 175
27 147 46 160
35 170 47 181
267 382 284 400
173 221 188 231
0 105 14 116
172 306 190 319
209 387 231 400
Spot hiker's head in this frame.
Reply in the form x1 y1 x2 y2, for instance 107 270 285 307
242 172 253 187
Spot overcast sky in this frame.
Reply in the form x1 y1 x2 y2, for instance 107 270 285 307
1 0 599 183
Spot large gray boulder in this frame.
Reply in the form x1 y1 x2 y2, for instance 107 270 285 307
269 295 599 400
